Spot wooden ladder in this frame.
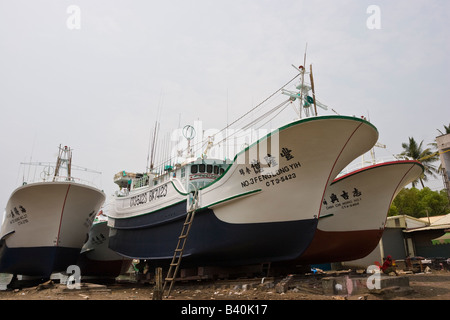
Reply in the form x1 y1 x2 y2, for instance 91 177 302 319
162 188 198 298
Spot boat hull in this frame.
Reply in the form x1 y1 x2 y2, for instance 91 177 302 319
0 246 81 277
108 116 379 267
296 160 424 264
109 201 318 267
0 182 105 277
77 220 132 278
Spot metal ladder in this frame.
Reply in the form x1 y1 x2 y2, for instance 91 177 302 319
163 187 198 298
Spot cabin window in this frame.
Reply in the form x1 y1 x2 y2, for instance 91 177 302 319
220 168 225 175
214 166 219 174
191 165 198 174
181 167 185 178
207 164 213 173
199 164 206 173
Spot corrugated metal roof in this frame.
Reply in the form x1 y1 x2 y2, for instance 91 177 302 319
432 214 450 225
404 224 450 233
418 216 445 224
404 213 450 233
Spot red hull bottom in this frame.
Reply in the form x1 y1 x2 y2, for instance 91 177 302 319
77 255 132 278
295 229 384 265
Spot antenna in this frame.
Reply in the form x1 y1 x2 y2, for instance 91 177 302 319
283 46 329 118
148 121 160 172
226 89 229 160
182 125 196 158
146 90 164 173
300 43 307 117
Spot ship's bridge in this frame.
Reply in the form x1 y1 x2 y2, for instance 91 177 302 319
114 158 231 195
183 159 230 191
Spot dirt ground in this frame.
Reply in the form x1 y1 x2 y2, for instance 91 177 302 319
1 269 450 301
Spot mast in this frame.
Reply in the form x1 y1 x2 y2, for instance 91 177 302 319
148 121 160 172
53 147 62 180
282 52 329 118
299 43 307 118
53 144 73 182
67 147 72 179
309 64 318 116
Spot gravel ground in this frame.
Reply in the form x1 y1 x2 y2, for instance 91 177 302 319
1 270 449 301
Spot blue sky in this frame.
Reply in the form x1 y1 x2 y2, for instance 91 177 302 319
1 0 449 220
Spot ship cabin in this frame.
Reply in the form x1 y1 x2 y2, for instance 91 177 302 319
114 158 231 196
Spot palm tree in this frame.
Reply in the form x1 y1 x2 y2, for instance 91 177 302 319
398 137 439 188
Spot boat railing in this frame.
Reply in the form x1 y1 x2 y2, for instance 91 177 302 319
336 156 403 178
21 175 101 189
19 162 102 190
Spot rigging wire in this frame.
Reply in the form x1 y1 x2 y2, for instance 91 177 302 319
209 98 292 151
213 73 301 138
255 101 292 130
151 72 302 171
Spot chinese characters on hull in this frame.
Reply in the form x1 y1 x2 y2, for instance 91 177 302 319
239 146 301 188
323 187 363 210
8 205 29 226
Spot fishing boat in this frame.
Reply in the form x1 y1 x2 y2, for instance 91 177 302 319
0 145 106 277
107 65 379 268
296 159 424 265
77 209 132 278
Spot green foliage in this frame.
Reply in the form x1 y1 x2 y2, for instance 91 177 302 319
437 123 450 135
388 187 450 218
398 137 439 188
